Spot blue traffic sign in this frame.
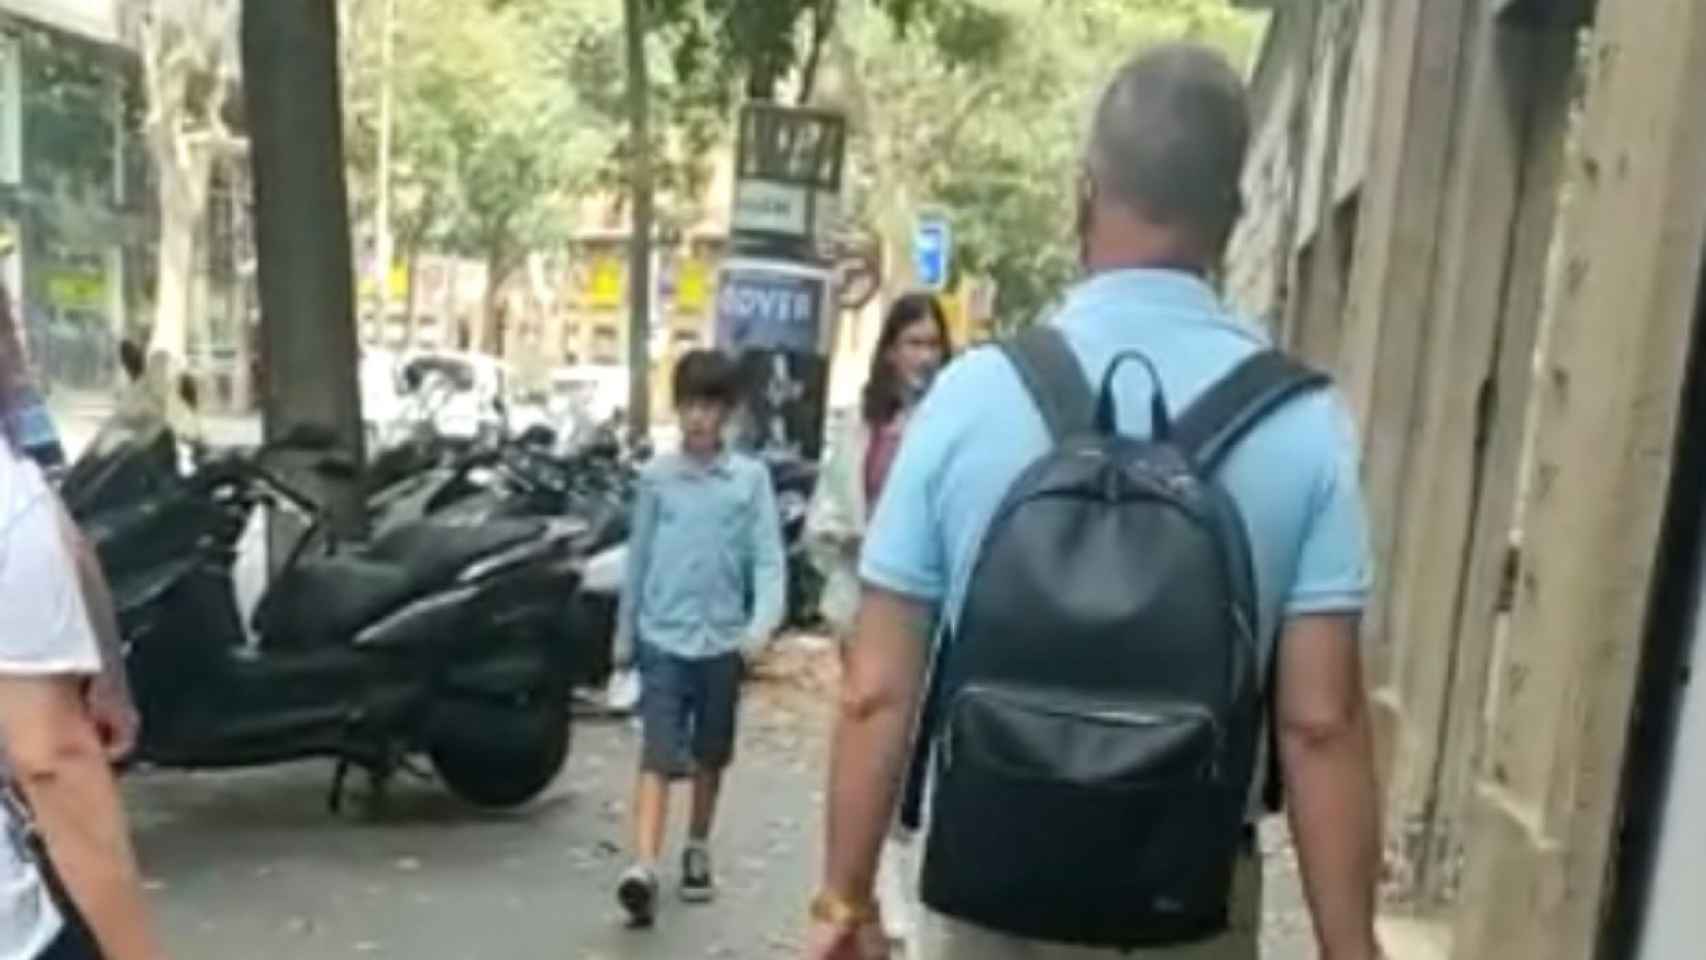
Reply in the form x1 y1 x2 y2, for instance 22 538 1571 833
913 217 952 291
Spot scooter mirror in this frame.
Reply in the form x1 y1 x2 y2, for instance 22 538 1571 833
118 339 145 381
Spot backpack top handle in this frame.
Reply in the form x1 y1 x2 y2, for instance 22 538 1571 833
1095 349 1172 442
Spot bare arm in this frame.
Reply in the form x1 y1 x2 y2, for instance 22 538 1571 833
54 503 127 690
743 474 788 652
54 499 138 760
0 675 164 960
1277 613 1382 960
822 587 932 901
611 480 659 668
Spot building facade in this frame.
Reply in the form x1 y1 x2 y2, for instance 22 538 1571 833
0 0 137 390
1226 1 1706 958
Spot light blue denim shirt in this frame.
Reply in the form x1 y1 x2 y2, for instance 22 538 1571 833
861 268 1373 672
616 449 787 661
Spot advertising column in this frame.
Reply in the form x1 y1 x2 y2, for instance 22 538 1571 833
715 104 845 461
715 256 832 459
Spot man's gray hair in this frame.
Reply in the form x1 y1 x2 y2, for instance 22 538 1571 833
1087 43 1251 239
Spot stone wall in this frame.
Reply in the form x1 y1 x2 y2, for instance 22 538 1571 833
1225 0 1384 335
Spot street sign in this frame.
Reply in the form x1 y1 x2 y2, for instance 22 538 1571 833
731 104 847 257
733 179 811 237
913 216 952 292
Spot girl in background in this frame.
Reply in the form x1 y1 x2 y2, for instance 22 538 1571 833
805 292 951 950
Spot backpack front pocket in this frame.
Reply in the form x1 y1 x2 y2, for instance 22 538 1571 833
921 684 1244 949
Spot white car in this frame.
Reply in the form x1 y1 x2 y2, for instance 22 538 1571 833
397 350 510 443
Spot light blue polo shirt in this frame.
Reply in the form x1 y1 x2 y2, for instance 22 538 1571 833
860 269 1372 666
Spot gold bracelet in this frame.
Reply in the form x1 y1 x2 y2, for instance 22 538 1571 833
810 890 879 929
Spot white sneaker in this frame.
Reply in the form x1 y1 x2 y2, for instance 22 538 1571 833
617 863 658 928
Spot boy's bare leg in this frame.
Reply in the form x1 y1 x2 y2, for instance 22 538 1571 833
680 767 725 903
688 768 724 842
620 770 671 927
632 770 670 864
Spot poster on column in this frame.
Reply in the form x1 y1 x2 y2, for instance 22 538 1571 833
713 257 833 461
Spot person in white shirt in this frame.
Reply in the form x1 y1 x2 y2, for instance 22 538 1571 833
0 295 161 959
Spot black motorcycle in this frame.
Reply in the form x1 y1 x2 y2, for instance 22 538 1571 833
64 415 587 812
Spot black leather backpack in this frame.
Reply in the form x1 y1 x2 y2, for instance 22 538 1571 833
912 325 1326 949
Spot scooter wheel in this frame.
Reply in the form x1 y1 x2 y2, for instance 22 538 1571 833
429 694 572 809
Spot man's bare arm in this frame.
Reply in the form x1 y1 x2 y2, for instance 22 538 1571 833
822 587 932 901
1277 613 1383 960
0 675 163 960
54 499 138 759
53 502 126 688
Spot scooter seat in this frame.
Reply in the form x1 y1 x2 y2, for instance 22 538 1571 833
255 556 418 651
363 519 546 591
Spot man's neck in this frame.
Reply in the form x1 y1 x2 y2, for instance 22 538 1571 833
1083 250 1209 278
1083 211 1212 277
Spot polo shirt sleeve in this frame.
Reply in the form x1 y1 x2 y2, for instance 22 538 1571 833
1285 394 1374 617
0 451 100 676
858 363 972 605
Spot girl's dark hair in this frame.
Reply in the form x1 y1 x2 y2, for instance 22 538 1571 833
672 348 740 407
862 292 953 427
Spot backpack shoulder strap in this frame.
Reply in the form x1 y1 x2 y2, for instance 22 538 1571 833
998 325 1095 443
1174 350 1330 474
1174 349 1329 816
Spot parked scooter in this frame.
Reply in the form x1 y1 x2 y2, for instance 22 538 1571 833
355 420 822 708
65 409 589 812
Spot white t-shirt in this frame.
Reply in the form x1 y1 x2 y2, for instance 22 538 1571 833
0 443 100 960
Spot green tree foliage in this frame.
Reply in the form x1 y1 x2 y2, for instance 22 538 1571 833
837 0 1263 327
344 0 614 341
346 0 1263 337
347 0 732 265
647 0 942 104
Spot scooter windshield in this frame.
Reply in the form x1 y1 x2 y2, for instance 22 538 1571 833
59 409 180 519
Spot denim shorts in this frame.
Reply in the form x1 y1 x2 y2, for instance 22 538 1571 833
637 645 744 778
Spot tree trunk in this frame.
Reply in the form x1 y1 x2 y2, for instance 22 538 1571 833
482 247 505 358
623 0 654 436
403 242 420 347
145 151 208 427
148 185 196 368
796 0 839 106
244 0 367 541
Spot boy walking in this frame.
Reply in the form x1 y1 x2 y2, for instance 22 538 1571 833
612 350 786 928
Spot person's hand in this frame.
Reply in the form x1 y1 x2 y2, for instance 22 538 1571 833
87 673 140 762
803 918 889 960
740 634 772 673
741 644 763 672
